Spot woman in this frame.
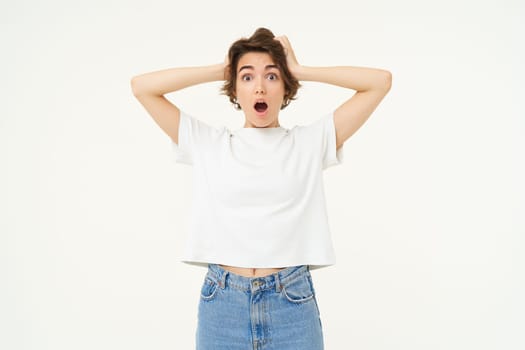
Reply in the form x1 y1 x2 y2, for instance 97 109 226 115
131 28 391 350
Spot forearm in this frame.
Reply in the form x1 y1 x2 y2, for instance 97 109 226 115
131 63 226 97
293 65 391 92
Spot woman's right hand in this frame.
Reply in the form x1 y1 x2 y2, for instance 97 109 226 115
222 54 230 81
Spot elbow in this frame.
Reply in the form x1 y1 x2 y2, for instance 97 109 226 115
130 75 144 97
131 74 162 98
381 70 392 93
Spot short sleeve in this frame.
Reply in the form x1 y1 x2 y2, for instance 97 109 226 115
171 111 219 166
321 113 344 170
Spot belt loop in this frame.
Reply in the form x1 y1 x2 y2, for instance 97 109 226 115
220 270 228 289
274 271 282 292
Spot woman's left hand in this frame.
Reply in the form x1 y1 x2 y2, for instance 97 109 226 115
275 35 301 76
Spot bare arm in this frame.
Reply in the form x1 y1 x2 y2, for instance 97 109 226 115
276 36 392 150
131 63 226 144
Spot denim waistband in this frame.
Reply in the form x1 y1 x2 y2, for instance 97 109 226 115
206 264 310 293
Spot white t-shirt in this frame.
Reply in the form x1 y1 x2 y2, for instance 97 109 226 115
171 111 344 269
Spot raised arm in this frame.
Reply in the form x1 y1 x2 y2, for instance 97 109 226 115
276 36 392 150
131 63 226 144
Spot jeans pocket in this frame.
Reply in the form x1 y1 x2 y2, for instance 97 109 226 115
282 275 315 304
200 276 220 301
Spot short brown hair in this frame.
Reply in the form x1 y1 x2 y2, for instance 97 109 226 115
222 28 300 109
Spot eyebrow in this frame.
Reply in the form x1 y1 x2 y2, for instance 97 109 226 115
238 64 279 73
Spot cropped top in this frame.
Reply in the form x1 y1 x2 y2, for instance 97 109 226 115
171 111 343 269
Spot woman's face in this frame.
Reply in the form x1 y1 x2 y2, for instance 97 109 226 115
235 52 285 128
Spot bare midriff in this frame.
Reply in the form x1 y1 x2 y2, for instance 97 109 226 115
219 265 285 278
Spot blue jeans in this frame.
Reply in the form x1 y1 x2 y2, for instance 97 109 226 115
196 264 324 350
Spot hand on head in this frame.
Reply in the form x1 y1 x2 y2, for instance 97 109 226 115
275 35 300 75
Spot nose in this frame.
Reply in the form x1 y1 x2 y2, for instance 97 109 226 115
255 79 265 94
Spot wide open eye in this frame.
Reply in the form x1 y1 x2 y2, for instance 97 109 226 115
267 73 278 81
241 74 253 81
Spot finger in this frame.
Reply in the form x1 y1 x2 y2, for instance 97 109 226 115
275 35 289 48
275 36 291 56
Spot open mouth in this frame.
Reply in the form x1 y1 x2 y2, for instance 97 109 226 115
254 102 268 113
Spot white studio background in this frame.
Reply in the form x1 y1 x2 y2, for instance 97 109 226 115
1 0 523 349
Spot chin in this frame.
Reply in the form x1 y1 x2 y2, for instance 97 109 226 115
245 113 279 128
257 121 276 128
